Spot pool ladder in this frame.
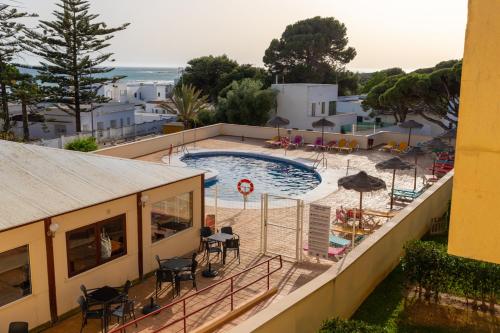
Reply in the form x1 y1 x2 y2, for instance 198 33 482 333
313 151 328 169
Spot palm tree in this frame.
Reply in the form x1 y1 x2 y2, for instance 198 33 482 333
160 84 209 129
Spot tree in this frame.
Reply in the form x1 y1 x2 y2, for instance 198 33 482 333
11 74 43 141
216 79 277 126
0 3 36 132
28 0 129 132
180 55 267 102
362 74 407 123
360 67 405 93
180 55 238 102
263 16 356 84
160 84 209 129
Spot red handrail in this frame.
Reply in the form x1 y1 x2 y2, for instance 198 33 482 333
109 255 283 333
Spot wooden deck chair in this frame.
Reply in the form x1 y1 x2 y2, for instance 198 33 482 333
379 141 396 152
265 136 280 147
340 140 359 153
391 142 409 154
333 138 347 152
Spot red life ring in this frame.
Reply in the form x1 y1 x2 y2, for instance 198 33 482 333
237 179 254 196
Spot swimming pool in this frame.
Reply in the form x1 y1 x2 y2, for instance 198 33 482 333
181 152 321 202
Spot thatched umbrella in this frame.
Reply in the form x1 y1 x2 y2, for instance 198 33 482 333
399 120 424 146
376 157 414 210
438 128 457 144
402 146 427 190
312 118 335 144
338 171 386 241
267 115 290 138
421 138 452 175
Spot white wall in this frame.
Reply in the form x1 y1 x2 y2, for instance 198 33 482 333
272 84 352 133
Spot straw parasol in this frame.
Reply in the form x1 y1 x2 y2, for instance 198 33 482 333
376 157 414 210
399 120 423 146
438 128 457 144
267 115 290 137
402 146 427 190
338 171 386 241
312 118 335 144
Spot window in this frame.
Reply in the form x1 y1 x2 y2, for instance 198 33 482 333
66 215 126 277
329 101 337 116
54 124 67 135
321 102 325 114
311 103 316 117
120 118 124 128
151 192 193 243
158 92 161 97
134 92 137 98
127 117 131 126
110 120 117 129
0 245 31 307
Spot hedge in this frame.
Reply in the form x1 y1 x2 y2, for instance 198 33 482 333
401 240 499 311
320 318 386 333
65 136 98 152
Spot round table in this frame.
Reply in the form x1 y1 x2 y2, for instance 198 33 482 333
160 258 192 272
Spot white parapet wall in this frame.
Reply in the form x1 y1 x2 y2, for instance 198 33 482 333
95 123 434 159
229 172 453 333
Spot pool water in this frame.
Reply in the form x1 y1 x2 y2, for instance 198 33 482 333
181 153 321 202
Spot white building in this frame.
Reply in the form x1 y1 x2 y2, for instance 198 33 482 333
98 82 174 106
9 102 136 140
271 83 357 133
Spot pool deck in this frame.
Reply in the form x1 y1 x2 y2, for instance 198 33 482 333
43 136 435 333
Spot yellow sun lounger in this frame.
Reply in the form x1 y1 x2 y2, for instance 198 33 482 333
379 141 396 152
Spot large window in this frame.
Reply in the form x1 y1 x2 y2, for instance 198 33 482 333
67 215 126 277
311 103 316 116
0 245 31 307
321 102 326 114
151 192 193 243
328 101 337 116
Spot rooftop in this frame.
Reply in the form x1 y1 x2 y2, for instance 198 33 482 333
0 140 203 232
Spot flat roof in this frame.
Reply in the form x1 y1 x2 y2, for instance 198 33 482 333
0 140 203 232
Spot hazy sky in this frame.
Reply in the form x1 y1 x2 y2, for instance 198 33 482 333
15 0 468 72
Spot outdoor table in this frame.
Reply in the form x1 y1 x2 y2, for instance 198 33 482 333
160 257 192 272
207 232 234 243
87 286 123 333
329 234 351 247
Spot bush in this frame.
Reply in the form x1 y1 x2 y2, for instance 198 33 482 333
320 318 386 333
402 240 500 310
65 136 98 152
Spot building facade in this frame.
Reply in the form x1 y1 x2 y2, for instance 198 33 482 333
448 0 500 264
272 83 357 133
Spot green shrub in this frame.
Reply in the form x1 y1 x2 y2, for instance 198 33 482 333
401 240 500 310
320 318 386 333
65 136 98 152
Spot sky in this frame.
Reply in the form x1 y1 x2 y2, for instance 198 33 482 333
13 0 468 72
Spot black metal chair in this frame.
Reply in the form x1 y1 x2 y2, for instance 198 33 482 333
205 241 223 264
109 297 137 330
175 259 198 296
77 295 105 333
155 268 176 299
80 284 100 308
223 237 240 264
199 226 217 253
8 322 28 333
220 226 233 235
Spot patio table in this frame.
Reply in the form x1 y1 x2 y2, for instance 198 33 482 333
87 286 123 333
329 234 351 247
207 232 234 243
160 258 192 272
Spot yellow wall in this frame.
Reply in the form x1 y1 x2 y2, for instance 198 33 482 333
0 222 51 331
231 173 453 333
448 0 500 264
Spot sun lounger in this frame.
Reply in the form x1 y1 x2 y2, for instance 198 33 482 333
332 224 371 235
379 141 396 152
288 135 303 149
306 137 323 150
391 142 409 154
332 138 347 152
329 234 351 247
339 140 359 153
265 136 281 147
393 187 426 201
326 140 337 151
303 244 348 258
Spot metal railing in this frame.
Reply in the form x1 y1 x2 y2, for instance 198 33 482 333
109 255 283 333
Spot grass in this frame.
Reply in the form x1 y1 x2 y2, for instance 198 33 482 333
351 234 476 333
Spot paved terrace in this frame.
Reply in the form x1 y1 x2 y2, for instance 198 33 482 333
45 135 435 333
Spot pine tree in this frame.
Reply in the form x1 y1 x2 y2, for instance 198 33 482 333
11 74 43 141
28 0 129 132
0 3 36 132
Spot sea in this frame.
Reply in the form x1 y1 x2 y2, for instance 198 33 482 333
18 66 180 84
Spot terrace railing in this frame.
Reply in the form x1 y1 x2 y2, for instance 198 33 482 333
109 255 283 333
